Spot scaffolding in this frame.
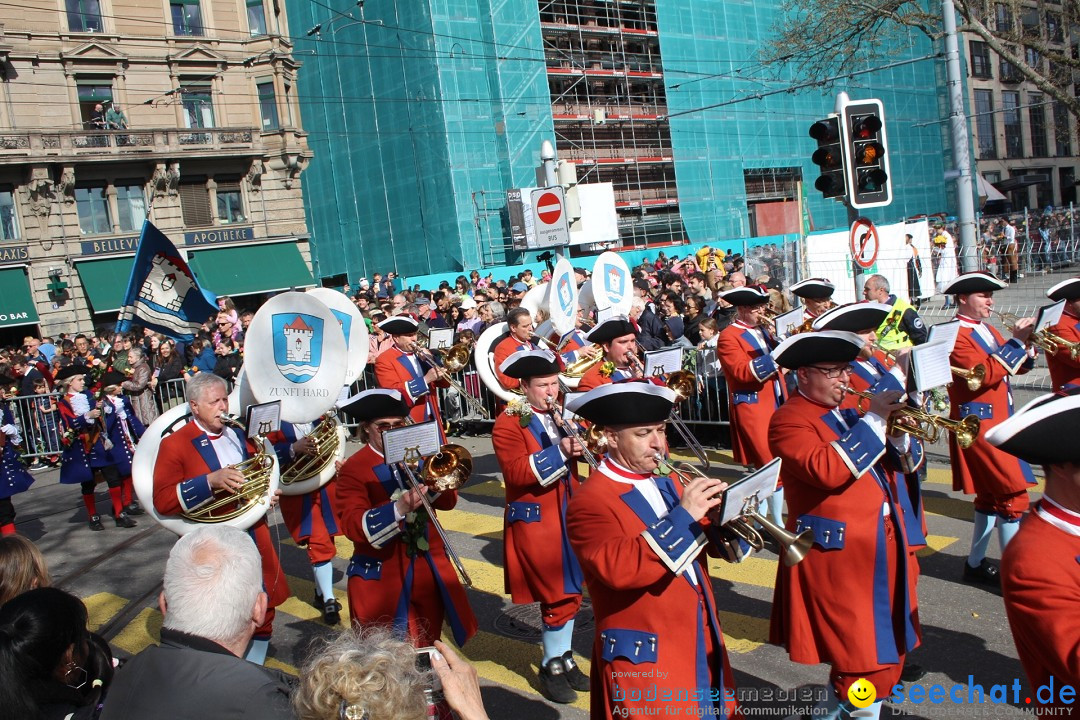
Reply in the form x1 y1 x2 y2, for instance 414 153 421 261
540 0 685 248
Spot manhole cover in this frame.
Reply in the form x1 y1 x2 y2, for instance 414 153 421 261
491 599 595 641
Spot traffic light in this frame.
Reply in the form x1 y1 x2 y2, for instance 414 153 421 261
841 98 892 209
808 117 846 199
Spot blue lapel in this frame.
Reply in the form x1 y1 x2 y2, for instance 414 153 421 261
373 462 405 497
395 353 423 382
619 485 661 527
739 328 764 354
191 433 222 472
818 409 847 439
525 413 552 448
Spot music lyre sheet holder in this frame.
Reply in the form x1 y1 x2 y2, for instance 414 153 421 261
717 458 782 527
644 347 683 376
246 401 281 439
383 421 441 466
1036 300 1066 333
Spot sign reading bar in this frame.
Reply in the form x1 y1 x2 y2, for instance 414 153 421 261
81 236 139 257
0 245 29 264
184 225 255 246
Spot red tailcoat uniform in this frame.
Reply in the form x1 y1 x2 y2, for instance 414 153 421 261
576 364 634 392
153 421 289 638
492 333 538 392
336 443 477 647
1001 501 1080 710
1045 309 1080 391
558 329 590 364
567 459 738 719
947 316 1036 517
717 320 784 468
492 409 583 628
375 345 449 441
274 421 341 565
768 380 923 698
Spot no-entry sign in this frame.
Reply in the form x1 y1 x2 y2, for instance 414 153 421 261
530 186 570 248
849 217 879 269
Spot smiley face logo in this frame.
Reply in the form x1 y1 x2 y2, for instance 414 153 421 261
847 678 877 708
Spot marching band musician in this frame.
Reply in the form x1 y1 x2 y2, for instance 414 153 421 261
565 382 741 719
335 389 477 649
987 389 1080 711
715 286 785 523
789 278 836 325
768 331 924 720
575 316 642 392
557 307 598 366
1044 277 1080 391
0 377 34 536
99 370 147 519
373 315 450 439
943 272 1037 587
491 349 588 704
492 307 539 392
152 373 289 665
273 420 343 626
56 366 138 532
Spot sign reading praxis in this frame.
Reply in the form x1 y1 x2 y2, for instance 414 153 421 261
530 186 570 248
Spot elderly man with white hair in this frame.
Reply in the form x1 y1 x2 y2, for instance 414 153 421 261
99 526 294 719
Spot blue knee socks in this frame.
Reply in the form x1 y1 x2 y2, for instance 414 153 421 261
968 510 997 566
542 621 575 664
312 560 335 603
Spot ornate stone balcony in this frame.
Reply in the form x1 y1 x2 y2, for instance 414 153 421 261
0 127 265 165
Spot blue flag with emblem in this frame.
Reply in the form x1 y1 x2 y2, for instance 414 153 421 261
115 220 218 341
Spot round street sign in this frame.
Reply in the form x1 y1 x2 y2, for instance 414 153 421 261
849 217 879 269
536 192 563 225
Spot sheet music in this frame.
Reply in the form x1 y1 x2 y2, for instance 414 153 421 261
909 341 954 392
775 307 804 338
718 458 782 526
383 421 441 465
428 327 454 350
927 320 961 354
644 347 683 376
246 401 281 438
562 392 584 421
1036 300 1066 333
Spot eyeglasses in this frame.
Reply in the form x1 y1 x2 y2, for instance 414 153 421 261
807 364 855 379
217 322 232 328
372 421 407 433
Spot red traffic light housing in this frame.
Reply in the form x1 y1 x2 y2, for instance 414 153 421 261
840 99 892 209
809 117 847 199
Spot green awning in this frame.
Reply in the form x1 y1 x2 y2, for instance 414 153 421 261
76 256 134 313
188 242 314 296
0 267 40 327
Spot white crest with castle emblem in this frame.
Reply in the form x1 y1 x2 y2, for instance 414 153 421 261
139 254 195 313
590 250 632 316
245 292 347 423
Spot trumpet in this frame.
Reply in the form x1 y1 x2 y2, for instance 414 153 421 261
413 341 490 419
396 443 475 587
546 395 600 470
184 414 277 524
840 386 980 449
951 364 986 392
655 455 811 567
991 309 1060 356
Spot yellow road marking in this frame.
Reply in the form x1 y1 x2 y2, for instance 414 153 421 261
709 555 777 589
84 592 128 633
917 534 957 557
718 610 769 653
110 607 162 656
265 657 299 676
463 479 506 498
276 574 352 626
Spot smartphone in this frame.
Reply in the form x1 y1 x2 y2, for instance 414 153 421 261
415 646 443 712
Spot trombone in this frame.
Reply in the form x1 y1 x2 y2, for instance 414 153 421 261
546 394 600 470
413 339 490 419
840 386 980 449
627 351 711 469
655 455 811 567
395 444 475 587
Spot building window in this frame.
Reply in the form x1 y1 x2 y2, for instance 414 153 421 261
247 0 267 36
995 3 1012 31
181 82 214 128
257 81 279 131
974 89 997 160
115 182 146 233
75 185 112 235
970 41 992 78
1000 50 1022 82
77 80 112 129
1029 93 1048 157
1047 12 1063 43
179 179 213 227
1031 168 1053 209
66 0 103 32
1025 46 1042 71
215 180 245 223
1054 101 1072 157
1002 91 1023 159
0 188 18 241
170 0 204 36
1020 7 1040 38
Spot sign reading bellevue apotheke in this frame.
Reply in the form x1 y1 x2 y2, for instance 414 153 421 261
81 236 139 257
184 225 255 246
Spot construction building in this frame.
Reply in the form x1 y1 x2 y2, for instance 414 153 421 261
0 0 313 341
290 0 952 281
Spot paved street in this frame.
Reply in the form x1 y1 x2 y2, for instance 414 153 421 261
18 431 1049 720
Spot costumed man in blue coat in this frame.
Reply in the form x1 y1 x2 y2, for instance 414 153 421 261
0 377 34 535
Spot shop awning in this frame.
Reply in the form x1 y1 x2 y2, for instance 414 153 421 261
187 242 314 297
0 266 40 327
75 256 134 314
994 173 1050 192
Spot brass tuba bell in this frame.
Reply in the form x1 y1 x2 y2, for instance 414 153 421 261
280 413 343 487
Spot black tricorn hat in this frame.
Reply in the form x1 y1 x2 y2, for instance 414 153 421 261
585 315 638 345
338 389 410 423
789 278 835 299
985 389 1080 466
499 348 561 379
565 381 675 426
811 302 892 333
772 330 863 370
943 271 1007 295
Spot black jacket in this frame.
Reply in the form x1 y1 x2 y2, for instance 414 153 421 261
636 307 668 351
99 629 294 720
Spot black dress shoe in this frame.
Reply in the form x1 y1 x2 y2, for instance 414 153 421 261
114 512 137 529
322 598 341 626
900 663 927 683
88 515 105 532
125 501 145 516
538 657 577 704
962 558 1000 586
561 651 590 692
312 594 324 611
